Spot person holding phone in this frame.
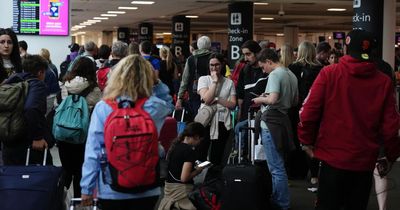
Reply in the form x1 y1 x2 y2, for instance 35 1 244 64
158 122 206 210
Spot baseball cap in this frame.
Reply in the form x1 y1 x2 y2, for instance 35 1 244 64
345 29 376 61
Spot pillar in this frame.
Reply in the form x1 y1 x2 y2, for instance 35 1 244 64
228 1 253 67
284 26 299 48
172 15 190 59
138 23 153 43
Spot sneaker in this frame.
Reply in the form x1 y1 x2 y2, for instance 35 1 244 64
307 183 318 193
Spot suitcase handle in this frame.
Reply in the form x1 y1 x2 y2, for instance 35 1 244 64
25 148 48 166
172 108 185 122
70 198 98 210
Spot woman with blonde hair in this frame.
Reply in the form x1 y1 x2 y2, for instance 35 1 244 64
80 55 174 210
280 44 295 68
159 46 178 96
288 41 323 192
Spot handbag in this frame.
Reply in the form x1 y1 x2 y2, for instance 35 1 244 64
194 105 217 126
194 79 223 126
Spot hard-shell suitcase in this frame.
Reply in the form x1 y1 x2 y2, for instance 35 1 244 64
0 149 64 210
69 198 98 210
159 116 178 153
221 108 271 210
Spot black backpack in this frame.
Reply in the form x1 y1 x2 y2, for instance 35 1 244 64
59 56 71 82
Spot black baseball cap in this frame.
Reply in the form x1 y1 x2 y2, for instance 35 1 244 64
345 29 376 61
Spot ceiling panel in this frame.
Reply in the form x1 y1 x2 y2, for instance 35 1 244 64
70 0 400 34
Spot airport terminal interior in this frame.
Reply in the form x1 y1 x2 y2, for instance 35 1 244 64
1 0 400 210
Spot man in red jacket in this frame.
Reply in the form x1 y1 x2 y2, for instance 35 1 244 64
298 29 400 210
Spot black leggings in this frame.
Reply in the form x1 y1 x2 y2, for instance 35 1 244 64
57 141 85 198
98 196 159 210
196 122 230 166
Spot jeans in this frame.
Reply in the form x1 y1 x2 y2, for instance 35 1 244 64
261 129 290 210
234 120 248 151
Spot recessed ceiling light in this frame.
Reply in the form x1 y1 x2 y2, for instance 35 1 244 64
118 6 138 10
254 2 269 5
185 15 199 18
327 8 346 11
108 11 126 14
87 20 101 23
260 17 274 20
276 33 284 36
131 1 155 5
163 32 172 35
101 14 118 17
94 17 109 20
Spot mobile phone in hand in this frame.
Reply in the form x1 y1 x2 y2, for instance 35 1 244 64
377 158 389 177
197 161 212 168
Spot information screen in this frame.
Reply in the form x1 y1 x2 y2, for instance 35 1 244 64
13 0 69 36
333 32 345 40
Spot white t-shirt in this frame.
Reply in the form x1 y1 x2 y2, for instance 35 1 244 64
197 75 236 121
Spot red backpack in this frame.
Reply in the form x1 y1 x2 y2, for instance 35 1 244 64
97 67 111 91
104 98 159 193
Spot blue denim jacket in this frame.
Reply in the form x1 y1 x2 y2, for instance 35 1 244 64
80 83 173 199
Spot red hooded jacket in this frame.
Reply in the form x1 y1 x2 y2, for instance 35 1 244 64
298 55 400 171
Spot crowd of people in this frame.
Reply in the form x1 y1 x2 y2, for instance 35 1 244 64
0 26 399 210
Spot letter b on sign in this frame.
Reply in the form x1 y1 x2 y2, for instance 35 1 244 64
231 45 240 60
175 46 182 57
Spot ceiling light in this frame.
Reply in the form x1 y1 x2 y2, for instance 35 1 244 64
118 6 138 10
94 17 109 20
254 2 269 5
101 14 118 17
163 32 172 35
87 20 101 23
185 15 199 18
131 1 155 5
327 8 346 11
108 11 126 14
276 33 284 36
260 17 274 20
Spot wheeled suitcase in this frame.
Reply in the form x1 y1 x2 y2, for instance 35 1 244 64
0 149 64 210
69 198 98 210
221 126 271 210
159 116 178 153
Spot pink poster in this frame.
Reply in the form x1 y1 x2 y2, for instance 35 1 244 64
39 0 69 35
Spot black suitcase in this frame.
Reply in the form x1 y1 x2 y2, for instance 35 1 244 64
0 149 64 210
221 125 271 210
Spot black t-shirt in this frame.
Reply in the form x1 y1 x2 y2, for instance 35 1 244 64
166 142 196 184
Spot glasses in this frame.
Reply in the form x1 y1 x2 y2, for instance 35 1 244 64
209 63 221 67
0 40 13 45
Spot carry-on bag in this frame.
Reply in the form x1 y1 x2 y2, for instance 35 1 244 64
172 108 187 135
0 148 64 210
221 125 271 210
159 116 178 153
69 198 98 210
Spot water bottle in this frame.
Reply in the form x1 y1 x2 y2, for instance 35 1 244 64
100 148 111 184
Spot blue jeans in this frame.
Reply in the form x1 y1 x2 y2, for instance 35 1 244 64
261 129 290 210
234 120 248 151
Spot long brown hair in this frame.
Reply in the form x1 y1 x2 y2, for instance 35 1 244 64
166 122 205 161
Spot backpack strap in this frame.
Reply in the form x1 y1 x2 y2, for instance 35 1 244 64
105 97 148 111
